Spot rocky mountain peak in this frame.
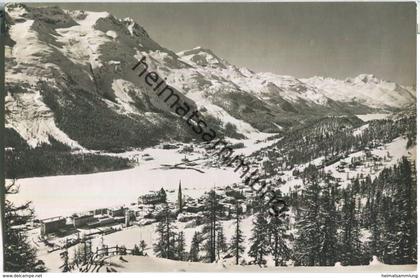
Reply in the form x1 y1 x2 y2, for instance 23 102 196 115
353 74 380 84
177 46 229 69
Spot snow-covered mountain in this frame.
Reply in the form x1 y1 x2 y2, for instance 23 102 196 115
303 74 416 110
5 4 416 151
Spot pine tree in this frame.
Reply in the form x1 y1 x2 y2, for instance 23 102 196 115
153 205 177 259
132 244 141 256
59 249 70 272
367 174 386 260
268 214 290 266
228 201 245 265
119 245 127 255
216 226 227 261
176 231 187 261
339 186 362 265
4 180 46 272
72 240 92 271
318 179 338 266
159 187 167 203
73 245 82 267
248 212 270 265
189 231 201 262
381 158 417 264
82 240 93 263
395 158 416 264
368 157 417 264
133 240 147 256
139 240 147 256
294 166 322 266
406 159 417 263
202 190 222 262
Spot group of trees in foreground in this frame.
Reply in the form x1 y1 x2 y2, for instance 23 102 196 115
4 180 46 272
153 192 290 266
292 157 416 266
153 158 417 266
3 158 416 272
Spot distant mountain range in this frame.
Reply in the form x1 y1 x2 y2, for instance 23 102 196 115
5 4 416 151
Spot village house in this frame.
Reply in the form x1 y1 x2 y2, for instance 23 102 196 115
138 188 167 205
40 216 66 236
107 206 125 217
72 213 95 228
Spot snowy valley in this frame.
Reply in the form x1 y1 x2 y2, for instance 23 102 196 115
3 3 417 273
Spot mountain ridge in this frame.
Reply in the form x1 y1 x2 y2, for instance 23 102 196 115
5 4 416 151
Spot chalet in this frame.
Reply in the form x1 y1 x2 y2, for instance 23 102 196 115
162 143 178 150
177 212 197 222
139 219 157 226
138 189 166 205
184 203 205 213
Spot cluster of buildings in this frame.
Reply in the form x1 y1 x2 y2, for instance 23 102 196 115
40 185 176 237
40 206 131 236
336 148 390 175
40 182 256 238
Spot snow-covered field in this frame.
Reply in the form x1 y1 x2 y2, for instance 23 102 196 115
324 137 412 187
29 214 416 273
356 113 390 122
32 216 255 272
36 240 416 273
91 256 416 272
227 132 280 156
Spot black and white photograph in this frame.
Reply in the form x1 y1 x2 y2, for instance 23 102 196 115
2 1 417 274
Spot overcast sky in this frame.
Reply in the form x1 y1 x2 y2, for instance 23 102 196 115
31 2 416 85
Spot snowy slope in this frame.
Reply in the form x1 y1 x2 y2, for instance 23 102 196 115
5 4 416 150
5 6 84 149
5 4 196 150
5 91 84 149
94 256 416 272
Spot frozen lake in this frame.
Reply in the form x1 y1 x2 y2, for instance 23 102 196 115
7 147 243 219
7 133 276 219
356 113 390 122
